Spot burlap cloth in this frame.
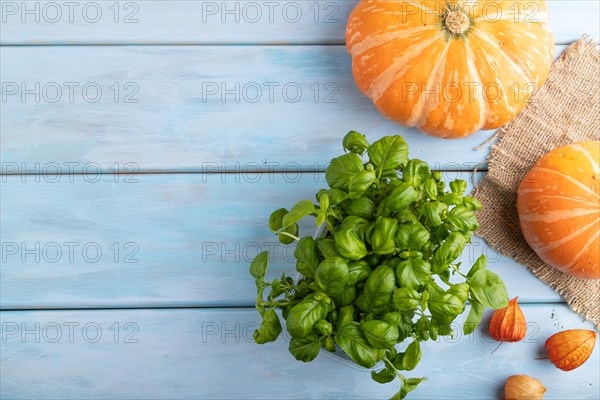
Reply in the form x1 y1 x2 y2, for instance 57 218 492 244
473 36 600 329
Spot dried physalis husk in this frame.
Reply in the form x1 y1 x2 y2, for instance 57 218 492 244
546 329 597 371
490 297 526 342
505 375 546 400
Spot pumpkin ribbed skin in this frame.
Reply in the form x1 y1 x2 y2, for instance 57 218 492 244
346 0 554 138
517 142 600 279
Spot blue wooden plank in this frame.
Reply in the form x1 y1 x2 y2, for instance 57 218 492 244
0 45 570 173
1 305 598 399
0 0 596 45
0 172 561 309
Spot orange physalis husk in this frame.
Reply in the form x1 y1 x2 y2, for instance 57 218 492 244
505 375 547 400
545 329 597 371
490 297 526 342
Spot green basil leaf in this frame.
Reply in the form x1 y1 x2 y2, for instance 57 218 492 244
439 192 463 206
288 335 321 362
332 285 357 306
449 179 467 194
346 197 376 220
375 197 390 218
467 255 487 278
445 206 479 232
319 193 330 212
317 238 339 259
424 178 438 199
269 208 288 232
420 201 447 227
463 299 485 335
429 291 465 318
463 196 483 211
326 188 349 206
269 279 282 299
315 257 349 297
380 168 400 181
395 222 430 250
282 200 315 228
428 322 439 341
325 153 365 191
342 130 370 154
368 135 409 172
448 282 469 302
371 217 399 255
396 258 431 289
415 316 430 341
349 170 376 199
397 313 414 342
286 297 329 338
360 320 399 349
294 236 319 279
426 281 444 297
390 389 405 400
402 159 430 187
270 208 299 244
393 287 422 312
399 377 427 399
339 215 370 241
438 268 451 285
371 367 396 384
337 305 355 328
380 257 400 269
429 318 454 337
347 260 371 285
255 281 266 316
315 213 326 228
430 298 463 322
421 290 429 311
431 232 468 274
387 182 418 211
335 322 384 368
316 189 328 203
279 223 298 245
396 210 419 225
322 336 336 352
468 269 509 309
315 319 333 336
382 311 402 326
356 265 396 313
335 229 368 260
253 309 282 344
249 251 269 279
401 340 422 371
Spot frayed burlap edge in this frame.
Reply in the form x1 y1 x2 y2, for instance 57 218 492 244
474 36 600 329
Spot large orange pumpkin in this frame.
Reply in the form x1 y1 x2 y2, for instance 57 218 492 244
346 0 554 138
517 142 600 279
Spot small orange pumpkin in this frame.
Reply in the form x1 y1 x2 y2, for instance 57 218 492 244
517 141 600 279
346 0 554 138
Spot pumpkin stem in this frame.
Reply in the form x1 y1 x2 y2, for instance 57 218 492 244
444 10 470 36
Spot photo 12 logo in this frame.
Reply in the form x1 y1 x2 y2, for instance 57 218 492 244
1 82 139 104
391 1 541 24
200 1 340 24
1 321 139 343
1 1 140 24
201 81 339 104
1 162 140 183
1 242 140 264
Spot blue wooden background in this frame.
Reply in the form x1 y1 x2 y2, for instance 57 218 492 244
1 1 599 398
